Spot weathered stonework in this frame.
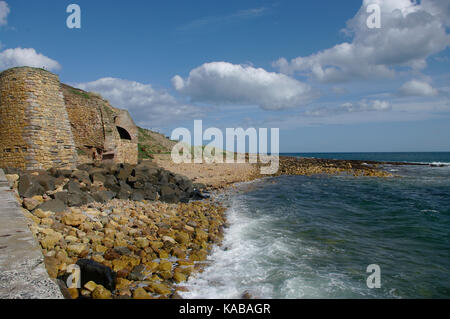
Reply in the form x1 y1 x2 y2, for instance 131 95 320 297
0 67 77 170
62 85 138 165
0 67 138 170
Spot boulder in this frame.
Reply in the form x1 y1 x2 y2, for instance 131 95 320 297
92 190 115 203
64 180 82 194
62 211 87 226
159 185 180 203
76 259 116 292
133 287 152 299
92 285 112 299
71 170 91 184
36 199 67 213
34 174 56 192
23 197 42 211
131 191 145 202
52 192 69 204
18 174 45 198
128 265 147 281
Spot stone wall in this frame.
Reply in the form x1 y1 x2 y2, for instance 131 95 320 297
0 67 77 170
61 85 105 153
0 67 138 169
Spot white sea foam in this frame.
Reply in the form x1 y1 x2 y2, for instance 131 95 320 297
429 162 450 167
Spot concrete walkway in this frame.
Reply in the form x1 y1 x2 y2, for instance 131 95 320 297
0 169 62 299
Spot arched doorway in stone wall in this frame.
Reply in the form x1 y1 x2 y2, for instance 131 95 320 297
116 126 132 140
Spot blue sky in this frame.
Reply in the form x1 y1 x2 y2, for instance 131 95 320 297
1 0 450 152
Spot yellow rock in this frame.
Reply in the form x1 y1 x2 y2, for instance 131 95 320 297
115 278 132 290
133 287 152 299
41 218 53 226
147 283 171 296
92 255 105 264
158 260 172 272
195 230 208 242
112 259 128 272
175 232 190 245
40 234 62 250
84 281 98 292
22 209 41 224
173 272 186 283
136 237 150 248
177 260 194 266
144 261 159 271
92 285 112 299
65 235 79 243
115 239 128 247
67 244 87 255
34 209 53 219
68 288 79 299
62 212 87 227
159 250 169 259
95 245 108 253
159 270 173 280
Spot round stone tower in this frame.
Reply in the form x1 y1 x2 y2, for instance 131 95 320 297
0 67 77 170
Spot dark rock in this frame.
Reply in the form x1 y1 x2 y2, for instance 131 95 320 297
76 259 116 292
56 169 73 178
117 190 131 200
34 173 55 192
174 174 193 192
128 265 146 281
92 190 115 203
159 185 180 203
158 171 169 185
190 189 210 201
104 175 120 193
77 164 93 171
67 193 83 207
114 247 132 256
131 191 145 202
81 193 95 205
36 199 67 213
52 192 69 204
104 248 121 261
193 183 206 190
119 180 132 192
64 180 82 194
18 174 45 198
143 187 157 201
91 172 106 185
116 164 134 180
71 170 91 184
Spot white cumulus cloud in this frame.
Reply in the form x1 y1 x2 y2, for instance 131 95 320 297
75 77 201 128
0 48 61 71
399 79 438 96
172 61 317 110
0 1 10 26
273 0 450 82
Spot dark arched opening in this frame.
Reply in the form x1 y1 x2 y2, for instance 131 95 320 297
117 126 132 140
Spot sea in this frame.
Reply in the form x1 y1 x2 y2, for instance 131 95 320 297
179 152 450 299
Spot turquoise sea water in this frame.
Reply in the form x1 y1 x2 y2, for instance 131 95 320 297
180 153 450 299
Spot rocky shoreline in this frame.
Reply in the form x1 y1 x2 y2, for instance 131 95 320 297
1 156 409 299
3 161 226 299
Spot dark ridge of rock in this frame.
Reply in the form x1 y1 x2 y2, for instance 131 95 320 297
14 160 209 212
